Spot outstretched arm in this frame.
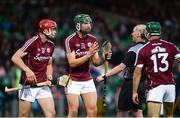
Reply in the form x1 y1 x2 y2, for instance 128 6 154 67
106 63 126 77
96 63 126 82
96 51 135 82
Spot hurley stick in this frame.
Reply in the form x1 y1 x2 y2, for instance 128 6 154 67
102 40 112 107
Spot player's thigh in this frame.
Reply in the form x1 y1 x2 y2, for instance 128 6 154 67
19 99 31 116
147 85 165 102
163 102 174 117
66 94 79 109
147 102 161 117
38 97 55 114
35 86 55 114
164 85 175 102
81 92 97 109
65 80 83 95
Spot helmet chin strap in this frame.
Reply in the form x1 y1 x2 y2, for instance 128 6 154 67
42 29 53 39
76 23 91 36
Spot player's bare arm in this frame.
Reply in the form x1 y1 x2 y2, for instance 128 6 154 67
96 63 126 82
11 49 37 84
46 58 53 81
90 51 105 66
132 66 142 104
66 42 99 68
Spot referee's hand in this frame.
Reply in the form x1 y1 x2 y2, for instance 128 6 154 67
132 92 139 105
96 75 104 82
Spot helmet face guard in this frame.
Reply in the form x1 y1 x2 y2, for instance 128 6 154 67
73 14 92 31
39 19 57 38
145 21 161 37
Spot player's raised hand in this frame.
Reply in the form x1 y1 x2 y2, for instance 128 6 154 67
96 75 104 82
87 42 99 57
24 67 37 84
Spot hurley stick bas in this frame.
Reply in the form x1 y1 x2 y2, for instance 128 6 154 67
102 40 112 107
5 75 72 92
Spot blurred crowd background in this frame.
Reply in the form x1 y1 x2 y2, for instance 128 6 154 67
1 0 180 117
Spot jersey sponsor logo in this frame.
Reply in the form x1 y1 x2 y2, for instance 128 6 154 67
38 48 41 52
41 48 46 54
151 46 166 54
47 48 50 53
34 54 51 61
75 49 88 57
80 43 86 49
76 43 80 47
152 43 162 46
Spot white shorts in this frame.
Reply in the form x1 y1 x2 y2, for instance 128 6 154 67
65 79 96 95
19 86 53 102
147 84 175 103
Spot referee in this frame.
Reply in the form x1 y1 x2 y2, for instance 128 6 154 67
96 24 146 117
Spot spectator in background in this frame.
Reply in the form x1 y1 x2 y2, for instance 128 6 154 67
132 21 180 117
11 19 57 117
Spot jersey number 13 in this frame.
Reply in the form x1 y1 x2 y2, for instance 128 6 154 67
151 53 169 73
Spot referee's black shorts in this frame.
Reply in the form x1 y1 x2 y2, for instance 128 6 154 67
118 79 146 111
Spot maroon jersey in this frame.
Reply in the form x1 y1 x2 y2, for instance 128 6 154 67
20 35 55 85
135 39 180 89
64 32 97 81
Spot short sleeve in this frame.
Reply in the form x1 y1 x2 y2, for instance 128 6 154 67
135 50 144 68
122 51 136 67
20 36 37 53
173 45 180 59
65 38 75 54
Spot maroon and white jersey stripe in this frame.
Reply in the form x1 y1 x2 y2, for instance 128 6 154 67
135 39 180 89
20 35 55 85
64 32 97 81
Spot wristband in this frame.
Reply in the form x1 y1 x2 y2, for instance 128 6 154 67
102 74 107 80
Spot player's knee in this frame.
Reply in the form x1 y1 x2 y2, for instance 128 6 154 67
19 112 29 117
69 110 78 117
45 109 56 117
164 111 173 117
133 109 143 117
68 105 78 115
87 105 97 115
51 109 56 117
